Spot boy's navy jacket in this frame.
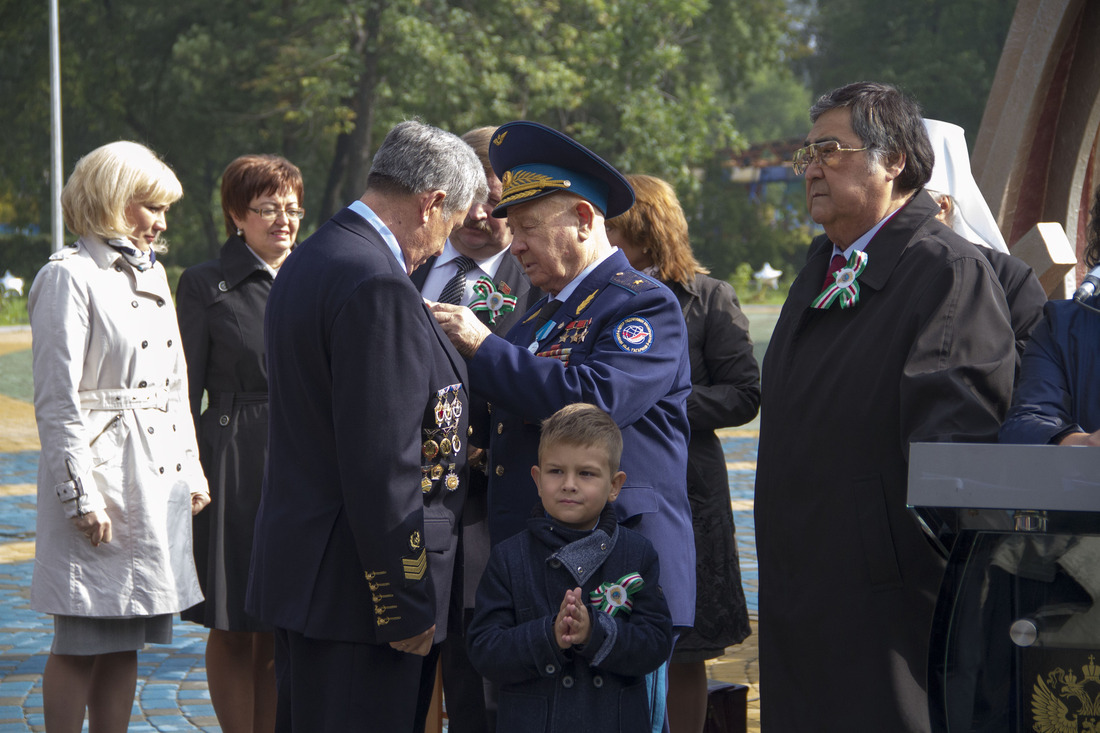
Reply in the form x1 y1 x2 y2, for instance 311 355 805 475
467 508 673 732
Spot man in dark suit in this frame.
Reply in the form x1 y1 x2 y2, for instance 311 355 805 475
246 120 487 732
430 121 695 731
410 126 541 733
754 82 1016 732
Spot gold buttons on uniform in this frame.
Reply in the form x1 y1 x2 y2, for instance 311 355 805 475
495 465 504 476
497 423 503 434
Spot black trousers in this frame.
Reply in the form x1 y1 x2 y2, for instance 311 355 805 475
274 627 427 732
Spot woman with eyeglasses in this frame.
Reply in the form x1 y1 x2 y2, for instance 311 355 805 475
176 154 304 733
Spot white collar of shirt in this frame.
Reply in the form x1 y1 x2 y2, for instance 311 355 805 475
436 239 511 280
831 211 895 258
551 247 616 304
243 242 279 278
348 200 405 269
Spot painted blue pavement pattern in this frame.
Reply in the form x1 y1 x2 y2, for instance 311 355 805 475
0 438 760 731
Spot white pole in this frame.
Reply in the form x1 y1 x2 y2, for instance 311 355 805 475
49 0 63 252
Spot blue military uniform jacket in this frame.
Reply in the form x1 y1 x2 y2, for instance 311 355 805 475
468 249 697 625
246 207 469 645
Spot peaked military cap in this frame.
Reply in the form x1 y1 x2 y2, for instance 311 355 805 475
488 121 634 219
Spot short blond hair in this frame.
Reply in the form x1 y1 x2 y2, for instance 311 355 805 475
539 403 623 473
61 141 182 239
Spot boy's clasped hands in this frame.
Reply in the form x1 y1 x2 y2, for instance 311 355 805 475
554 586 591 648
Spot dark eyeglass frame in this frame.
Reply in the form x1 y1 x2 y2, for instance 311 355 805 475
792 141 870 176
248 206 306 221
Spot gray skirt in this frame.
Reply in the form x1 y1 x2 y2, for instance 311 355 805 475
51 614 173 656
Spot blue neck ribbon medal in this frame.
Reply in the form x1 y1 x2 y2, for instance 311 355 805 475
812 249 868 310
589 572 644 617
468 276 517 324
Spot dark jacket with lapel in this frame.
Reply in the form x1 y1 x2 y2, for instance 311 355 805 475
247 207 469 645
754 192 1015 731
468 249 696 626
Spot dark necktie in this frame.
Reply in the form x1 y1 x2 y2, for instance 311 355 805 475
438 255 478 305
533 299 563 331
821 253 847 291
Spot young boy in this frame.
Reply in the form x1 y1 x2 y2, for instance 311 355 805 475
467 403 674 731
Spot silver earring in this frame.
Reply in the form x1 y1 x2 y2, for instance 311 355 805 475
236 228 243 236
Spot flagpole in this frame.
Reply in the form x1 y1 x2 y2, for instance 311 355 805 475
49 0 63 252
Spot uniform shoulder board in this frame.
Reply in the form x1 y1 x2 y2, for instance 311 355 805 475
48 245 79 261
609 270 660 294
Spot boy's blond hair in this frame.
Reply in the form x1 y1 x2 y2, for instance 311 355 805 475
539 403 623 473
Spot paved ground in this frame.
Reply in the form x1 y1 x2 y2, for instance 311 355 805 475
0 309 777 731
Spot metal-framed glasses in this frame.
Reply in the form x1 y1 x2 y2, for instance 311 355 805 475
791 141 870 176
248 206 306 221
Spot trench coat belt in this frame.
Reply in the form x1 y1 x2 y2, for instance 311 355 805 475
208 391 268 412
79 386 176 411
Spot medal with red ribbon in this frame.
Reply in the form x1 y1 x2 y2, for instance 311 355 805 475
812 249 868 310
469 276 517 324
588 572 645 617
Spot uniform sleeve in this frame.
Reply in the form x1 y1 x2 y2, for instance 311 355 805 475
467 545 568 684
330 274 438 640
28 261 107 518
900 255 1015 451
175 267 210 428
469 287 687 427
574 539 673 674
999 304 1079 444
686 280 760 431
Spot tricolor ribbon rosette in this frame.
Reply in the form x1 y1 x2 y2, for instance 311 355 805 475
469 276 517 324
811 249 868 310
588 572 644 617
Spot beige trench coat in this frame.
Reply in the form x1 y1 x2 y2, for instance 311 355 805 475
28 236 208 617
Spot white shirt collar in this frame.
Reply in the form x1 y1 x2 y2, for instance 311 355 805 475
436 239 512 280
831 210 895 258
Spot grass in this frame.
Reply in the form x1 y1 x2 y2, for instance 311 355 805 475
0 296 27 326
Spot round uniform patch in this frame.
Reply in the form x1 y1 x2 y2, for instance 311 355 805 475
614 316 654 353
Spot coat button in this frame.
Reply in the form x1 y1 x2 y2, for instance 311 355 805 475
157 298 165 307
495 465 504 476
167 339 172 347
218 281 228 292
141 340 148 349
138 380 147 388
114 264 123 272
158 467 165 474
593 675 604 688
561 675 574 688
600 543 607 551
131 300 139 308
497 422 503 434
544 664 556 675
219 415 230 426
467 425 473 436
147 426 154 434
176 464 182 471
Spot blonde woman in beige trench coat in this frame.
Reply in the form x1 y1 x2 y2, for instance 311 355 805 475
28 141 210 733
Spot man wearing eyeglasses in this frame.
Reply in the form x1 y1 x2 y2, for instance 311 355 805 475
754 82 1015 732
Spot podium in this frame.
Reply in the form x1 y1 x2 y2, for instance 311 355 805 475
908 443 1100 733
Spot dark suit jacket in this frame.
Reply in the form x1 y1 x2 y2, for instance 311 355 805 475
246 207 469 645
755 192 1015 731
468 249 697 626
411 248 542 615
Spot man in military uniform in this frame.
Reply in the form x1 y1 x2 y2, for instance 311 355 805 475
411 125 542 733
246 120 486 732
430 121 695 728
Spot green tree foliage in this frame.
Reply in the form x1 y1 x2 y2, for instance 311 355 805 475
1 0 802 274
804 0 1017 144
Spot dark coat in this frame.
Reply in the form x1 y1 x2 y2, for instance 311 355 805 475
1000 296 1100 443
467 510 673 733
246 207 469 646
668 274 758 656
412 250 542 611
468 250 697 626
176 235 272 630
754 192 1015 732
979 248 1047 381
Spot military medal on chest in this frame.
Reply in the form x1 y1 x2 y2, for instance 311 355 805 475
422 383 464 493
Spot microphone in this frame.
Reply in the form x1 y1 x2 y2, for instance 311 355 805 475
1073 264 1100 302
